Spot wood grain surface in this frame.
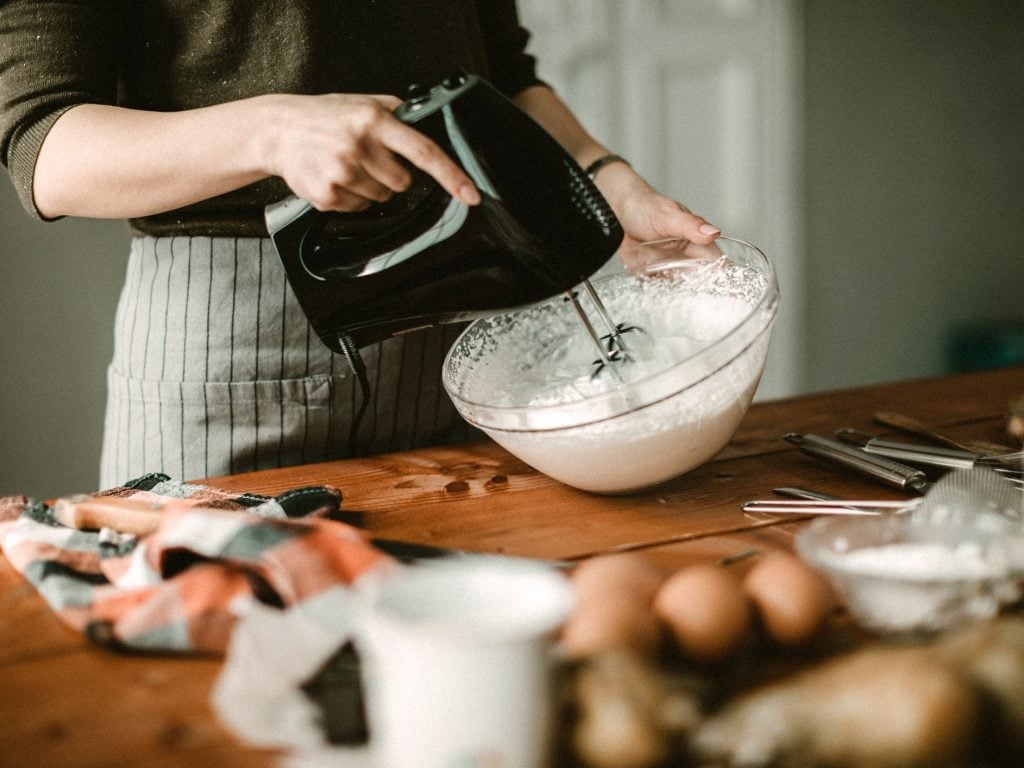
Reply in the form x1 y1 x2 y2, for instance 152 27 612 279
2 366 1020 767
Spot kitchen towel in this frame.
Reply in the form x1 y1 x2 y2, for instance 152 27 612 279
0 472 392 654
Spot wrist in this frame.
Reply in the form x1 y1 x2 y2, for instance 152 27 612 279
587 156 650 212
248 94 291 178
583 153 630 181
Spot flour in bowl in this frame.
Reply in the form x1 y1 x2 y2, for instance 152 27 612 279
833 541 1003 581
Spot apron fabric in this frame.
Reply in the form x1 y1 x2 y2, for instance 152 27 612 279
99 236 477 488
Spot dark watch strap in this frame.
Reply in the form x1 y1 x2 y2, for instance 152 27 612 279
584 153 630 180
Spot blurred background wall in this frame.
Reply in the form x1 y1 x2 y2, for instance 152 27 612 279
2 0 1022 498
801 0 1023 392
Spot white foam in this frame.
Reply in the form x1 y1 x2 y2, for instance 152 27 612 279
447 259 773 493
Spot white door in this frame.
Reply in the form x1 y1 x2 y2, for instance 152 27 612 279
518 0 803 399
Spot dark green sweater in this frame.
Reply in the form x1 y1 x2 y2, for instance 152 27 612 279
0 0 540 236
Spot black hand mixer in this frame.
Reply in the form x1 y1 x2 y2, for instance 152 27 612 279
265 72 635 450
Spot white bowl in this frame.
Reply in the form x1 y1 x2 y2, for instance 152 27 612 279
795 514 1024 635
442 237 779 494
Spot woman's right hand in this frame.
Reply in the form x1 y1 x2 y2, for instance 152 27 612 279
264 93 480 212
33 92 480 221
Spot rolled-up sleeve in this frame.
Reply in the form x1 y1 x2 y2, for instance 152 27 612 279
0 0 122 217
475 0 544 98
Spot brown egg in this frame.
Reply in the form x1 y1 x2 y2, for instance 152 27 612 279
560 554 667 659
571 553 668 604
742 552 834 646
653 564 751 663
561 597 664 660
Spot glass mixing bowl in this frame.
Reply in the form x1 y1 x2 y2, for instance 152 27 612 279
795 513 1024 636
442 237 779 494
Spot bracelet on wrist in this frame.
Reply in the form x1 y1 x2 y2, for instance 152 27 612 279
584 153 630 181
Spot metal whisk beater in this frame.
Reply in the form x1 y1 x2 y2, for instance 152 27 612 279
564 278 644 380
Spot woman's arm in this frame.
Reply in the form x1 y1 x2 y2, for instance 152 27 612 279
32 93 480 220
513 84 720 247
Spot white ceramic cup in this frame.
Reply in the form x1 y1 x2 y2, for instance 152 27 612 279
356 557 574 768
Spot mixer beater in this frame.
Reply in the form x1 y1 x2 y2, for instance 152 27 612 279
564 278 645 381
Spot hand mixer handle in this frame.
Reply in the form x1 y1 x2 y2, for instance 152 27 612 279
264 72 623 355
265 194 322 278
265 194 316 237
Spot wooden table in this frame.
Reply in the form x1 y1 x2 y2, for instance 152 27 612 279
2 367 1021 767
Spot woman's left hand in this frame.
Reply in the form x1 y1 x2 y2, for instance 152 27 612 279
593 161 722 268
510 85 721 266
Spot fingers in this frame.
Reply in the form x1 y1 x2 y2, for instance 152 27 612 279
278 94 480 213
344 143 414 204
660 203 720 245
648 206 723 262
618 235 723 272
613 196 724 270
374 117 481 206
305 170 394 213
641 200 720 246
596 169 719 248
318 129 479 212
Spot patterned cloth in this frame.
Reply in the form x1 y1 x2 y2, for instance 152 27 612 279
0 473 392 654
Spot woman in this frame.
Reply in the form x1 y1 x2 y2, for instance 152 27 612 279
0 1 719 487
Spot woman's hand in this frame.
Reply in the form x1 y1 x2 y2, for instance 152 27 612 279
590 161 722 268
596 162 719 245
265 93 480 212
510 85 720 268
33 93 479 220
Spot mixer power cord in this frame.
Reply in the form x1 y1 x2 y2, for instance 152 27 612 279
337 332 372 457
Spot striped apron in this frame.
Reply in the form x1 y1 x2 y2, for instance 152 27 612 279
98 236 478 488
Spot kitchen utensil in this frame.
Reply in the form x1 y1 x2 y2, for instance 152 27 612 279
772 486 843 501
564 277 647 380
265 71 623 361
744 485 924 516
266 72 645 450
52 494 570 565
873 410 1015 455
743 498 921 516
784 433 932 494
53 494 191 536
443 238 778 493
737 486 836 522
756 468 1021 521
908 465 1022 526
835 428 1024 484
